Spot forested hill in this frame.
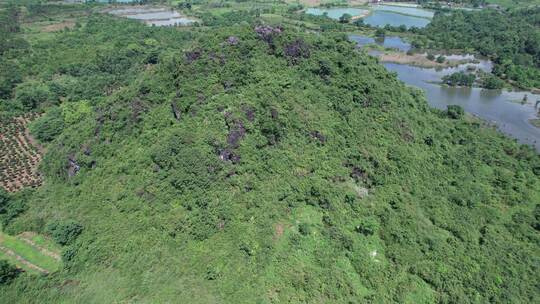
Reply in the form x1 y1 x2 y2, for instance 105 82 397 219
1 7 539 304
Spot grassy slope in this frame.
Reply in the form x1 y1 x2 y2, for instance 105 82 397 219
0 231 60 273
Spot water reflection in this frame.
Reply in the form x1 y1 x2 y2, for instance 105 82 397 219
363 11 431 28
304 8 369 20
349 35 411 52
348 35 540 150
371 4 434 19
305 5 433 28
384 63 540 150
107 6 195 26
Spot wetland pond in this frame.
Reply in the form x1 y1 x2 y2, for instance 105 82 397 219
349 34 411 52
350 35 540 151
305 4 433 28
106 6 195 26
304 8 369 19
364 4 433 28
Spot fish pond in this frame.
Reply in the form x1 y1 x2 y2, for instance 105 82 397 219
371 4 434 19
363 4 433 28
304 8 369 19
363 11 430 28
107 6 195 26
305 4 433 28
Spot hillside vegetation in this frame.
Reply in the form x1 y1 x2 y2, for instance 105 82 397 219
0 3 539 304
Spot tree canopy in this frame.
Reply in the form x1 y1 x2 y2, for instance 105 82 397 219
0 2 539 303
422 7 540 88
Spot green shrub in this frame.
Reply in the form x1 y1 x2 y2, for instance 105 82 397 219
436 55 446 63
46 220 83 246
442 72 475 87
339 13 352 23
14 81 53 110
355 217 379 236
0 260 20 285
298 223 311 235
0 59 22 99
481 74 505 89
447 105 465 119
29 107 64 143
0 190 25 228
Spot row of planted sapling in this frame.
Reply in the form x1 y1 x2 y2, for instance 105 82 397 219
0 113 43 192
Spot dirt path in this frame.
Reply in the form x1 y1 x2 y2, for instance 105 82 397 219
0 245 49 274
19 232 61 261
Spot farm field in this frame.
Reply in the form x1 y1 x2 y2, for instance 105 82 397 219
0 114 44 192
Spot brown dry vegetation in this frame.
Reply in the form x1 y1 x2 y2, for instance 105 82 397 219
40 20 76 32
0 113 44 192
377 51 469 68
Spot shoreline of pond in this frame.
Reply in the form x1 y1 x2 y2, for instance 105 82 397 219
304 4 434 28
348 34 540 151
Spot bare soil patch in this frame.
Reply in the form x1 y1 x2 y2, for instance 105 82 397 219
378 52 465 68
274 223 285 241
41 20 75 32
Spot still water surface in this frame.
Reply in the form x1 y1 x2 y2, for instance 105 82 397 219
304 8 368 19
305 5 433 28
371 5 434 18
107 7 195 26
349 35 540 150
363 11 431 28
349 34 411 52
385 63 540 150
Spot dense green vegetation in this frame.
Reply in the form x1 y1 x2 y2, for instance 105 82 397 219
479 72 506 89
442 71 476 87
0 2 539 303
0 260 20 284
420 7 540 89
0 189 25 228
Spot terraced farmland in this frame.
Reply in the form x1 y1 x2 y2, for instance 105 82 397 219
0 231 61 274
0 113 44 192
